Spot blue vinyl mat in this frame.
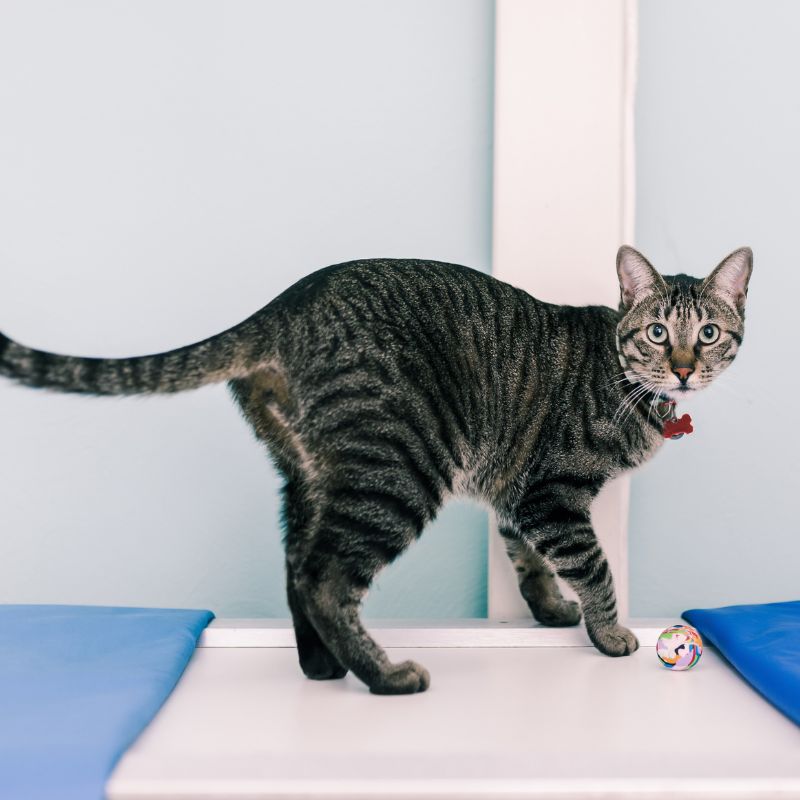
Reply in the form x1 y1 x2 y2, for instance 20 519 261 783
0 604 214 800
683 600 800 726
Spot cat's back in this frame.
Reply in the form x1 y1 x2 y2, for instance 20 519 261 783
261 258 558 351
254 258 581 378
253 259 614 375
270 257 520 319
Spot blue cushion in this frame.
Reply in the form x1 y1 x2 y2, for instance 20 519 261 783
683 600 800 726
0 604 214 800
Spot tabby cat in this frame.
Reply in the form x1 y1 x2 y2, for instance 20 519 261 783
0 245 752 694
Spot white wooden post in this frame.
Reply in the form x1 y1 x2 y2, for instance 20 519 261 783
489 0 638 620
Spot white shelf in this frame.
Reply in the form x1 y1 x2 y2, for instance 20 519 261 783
108 620 800 799
197 618 677 649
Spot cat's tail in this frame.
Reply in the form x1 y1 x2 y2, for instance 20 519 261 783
0 322 260 396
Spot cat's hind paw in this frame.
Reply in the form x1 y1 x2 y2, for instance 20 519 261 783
369 660 431 695
299 648 349 680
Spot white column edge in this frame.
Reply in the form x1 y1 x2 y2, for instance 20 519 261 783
488 0 638 620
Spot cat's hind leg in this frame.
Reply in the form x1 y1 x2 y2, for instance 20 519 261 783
240 373 441 693
500 529 582 627
289 484 435 694
282 480 348 681
287 561 347 680
294 559 430 695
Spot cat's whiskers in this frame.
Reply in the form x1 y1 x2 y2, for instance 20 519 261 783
646 395 655 426
611 388 637 423
605 369 630 386
618 382 655 428
612 381 651 426
623 379 661 427
631 381 660 428
607 375 636 387
647 386 660 426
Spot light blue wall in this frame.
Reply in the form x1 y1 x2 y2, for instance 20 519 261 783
631 0 799 615
0 1 494 617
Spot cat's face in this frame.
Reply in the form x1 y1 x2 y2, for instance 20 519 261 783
615 246 753 400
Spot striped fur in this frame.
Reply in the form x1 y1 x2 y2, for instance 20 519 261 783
0 247 752 693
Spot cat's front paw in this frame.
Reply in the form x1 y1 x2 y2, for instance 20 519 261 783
533 598 582 627
587 622 639 656
369 660 431 695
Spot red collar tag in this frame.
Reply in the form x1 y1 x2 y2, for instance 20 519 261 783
656 399 694 440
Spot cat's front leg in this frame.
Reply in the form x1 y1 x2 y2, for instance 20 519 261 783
511 485 639 656
499 531 582 627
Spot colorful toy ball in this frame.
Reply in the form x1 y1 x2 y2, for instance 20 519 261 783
656 624 703 670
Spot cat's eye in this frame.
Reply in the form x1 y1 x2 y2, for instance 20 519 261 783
646 323 668 344
698 324 720 345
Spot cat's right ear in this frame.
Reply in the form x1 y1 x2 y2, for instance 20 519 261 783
616 245 664 309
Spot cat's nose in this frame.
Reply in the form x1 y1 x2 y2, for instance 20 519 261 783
673 366 694 383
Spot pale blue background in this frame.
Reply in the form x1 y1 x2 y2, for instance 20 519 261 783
629 0 799 615
1 2 794 620
0 0 493 617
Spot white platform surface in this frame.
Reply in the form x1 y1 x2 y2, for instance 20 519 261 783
107 621 800 800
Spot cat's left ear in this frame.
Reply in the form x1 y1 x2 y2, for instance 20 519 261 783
701 247 753 313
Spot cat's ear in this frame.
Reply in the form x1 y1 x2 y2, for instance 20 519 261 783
616 246 665 308
701 247 753 313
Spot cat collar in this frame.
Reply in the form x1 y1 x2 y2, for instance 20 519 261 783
656 397 693 440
